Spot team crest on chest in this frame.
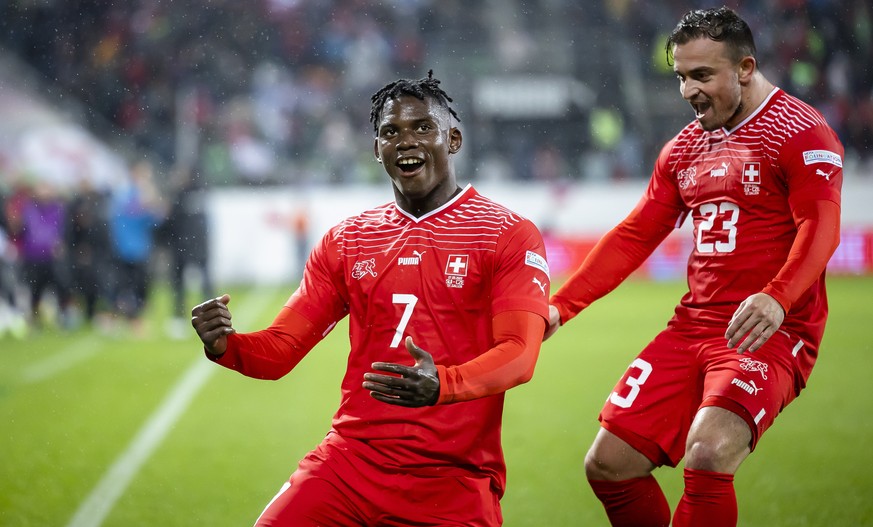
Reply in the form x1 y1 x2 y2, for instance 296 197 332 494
445 254 469 288
741 162 761 196
351 258 378 279
677 166 697 189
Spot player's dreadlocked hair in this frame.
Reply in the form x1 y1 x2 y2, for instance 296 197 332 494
369 70 460 133
665 6 757 67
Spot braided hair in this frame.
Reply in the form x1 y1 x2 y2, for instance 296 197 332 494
369 70 460 133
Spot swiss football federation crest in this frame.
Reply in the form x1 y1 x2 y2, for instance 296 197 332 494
738 357 769 380
351 258 378 279
445 254 469 288
677 167 697 189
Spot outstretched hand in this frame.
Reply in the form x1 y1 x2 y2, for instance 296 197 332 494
725 292 785 354
363 336 440 407
191 294 235 357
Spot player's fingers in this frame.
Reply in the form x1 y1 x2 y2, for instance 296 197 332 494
363 372 407 386
738 325 776 354
370 362 414 376
362 380 404 395
404 336 431 363
726 311 759 348
193 317 232 338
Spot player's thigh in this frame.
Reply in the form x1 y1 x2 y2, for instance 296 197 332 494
599 328 701 467
378 473 501 527
700 329 811 450
255 455 367 527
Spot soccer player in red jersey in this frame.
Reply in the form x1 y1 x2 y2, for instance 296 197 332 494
191 71 550 526
546 7 842 527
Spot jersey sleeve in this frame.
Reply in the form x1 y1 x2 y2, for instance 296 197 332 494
489 217 550 320
779 123 843 210
761 199 840 312
213 226 350 379
435 310 543 404
283 225 350 330
761 124 844 312
550 141 686 324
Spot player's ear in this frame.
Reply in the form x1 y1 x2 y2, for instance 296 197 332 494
738 55 756 85
373 138 382 163
448 127 462 154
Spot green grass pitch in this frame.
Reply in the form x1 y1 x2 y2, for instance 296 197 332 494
1 275 871 526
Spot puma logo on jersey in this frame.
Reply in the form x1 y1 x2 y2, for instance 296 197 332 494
731 378 762 395
815 169 833 180
710 162 728 177
398 250 426 266
532 276 547 295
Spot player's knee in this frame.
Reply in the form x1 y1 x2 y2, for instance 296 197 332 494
584 448 614 481
584 447 636 481
684 438 742 473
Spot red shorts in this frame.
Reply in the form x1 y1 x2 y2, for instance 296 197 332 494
599 320 816 467
255 435 502 526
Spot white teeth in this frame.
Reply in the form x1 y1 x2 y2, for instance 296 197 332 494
398 158 422 165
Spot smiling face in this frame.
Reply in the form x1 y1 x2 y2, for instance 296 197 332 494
672 36 755 131
373 94 462 216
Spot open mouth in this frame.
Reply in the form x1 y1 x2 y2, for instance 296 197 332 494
692 101 711 120
396 157 424 174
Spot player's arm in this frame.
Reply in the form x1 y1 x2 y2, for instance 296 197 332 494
725 125 843 353
549 196 679 327
193 226 347 379
725 198 840 353
208 306 328 380
363 310 545 406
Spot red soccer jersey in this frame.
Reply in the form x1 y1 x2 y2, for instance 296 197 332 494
649 88 843 348
271 185 548 496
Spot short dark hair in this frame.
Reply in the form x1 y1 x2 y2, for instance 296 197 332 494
369 70 460 133
665 6 757 66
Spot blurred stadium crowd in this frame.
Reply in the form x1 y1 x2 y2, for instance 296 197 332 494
0 0 871 335
2 0 871 184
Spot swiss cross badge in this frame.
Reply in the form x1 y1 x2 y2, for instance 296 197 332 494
445 254 469 288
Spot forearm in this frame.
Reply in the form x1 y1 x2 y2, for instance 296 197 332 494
551 199 677 324
762 199 841 313
435 311 545 404
212 307 322 380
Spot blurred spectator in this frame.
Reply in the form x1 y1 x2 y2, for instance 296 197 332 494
16 183 74 329
67 184 114 327
0 215 27 339
160 164 213 339
108 159 165 335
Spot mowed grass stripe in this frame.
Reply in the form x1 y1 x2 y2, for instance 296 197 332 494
21 335 103 384
65 289 279 527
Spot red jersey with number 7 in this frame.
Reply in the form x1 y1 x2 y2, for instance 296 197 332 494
285 185 550 496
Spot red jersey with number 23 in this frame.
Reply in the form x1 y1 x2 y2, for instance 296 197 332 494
284 184 549 496
650 88 842 349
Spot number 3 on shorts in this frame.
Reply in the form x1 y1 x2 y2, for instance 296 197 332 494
609 358 653 409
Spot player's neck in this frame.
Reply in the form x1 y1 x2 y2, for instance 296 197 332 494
728 74 775 130
396 184 463 218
